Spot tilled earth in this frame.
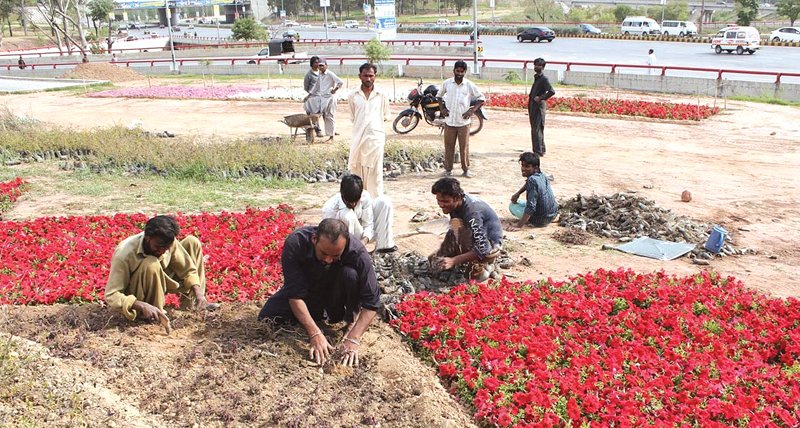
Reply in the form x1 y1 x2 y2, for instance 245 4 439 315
0 303 476 427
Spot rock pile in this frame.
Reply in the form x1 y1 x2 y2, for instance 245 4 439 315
558 193 757 260
373 250 514 320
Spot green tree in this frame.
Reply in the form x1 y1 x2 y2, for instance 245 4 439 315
88 0 114 37
735 0 759 25
0 0 15 42
453 0 470 16
663 1 690 20
613 5 634 22
231 17 267 41
364 37 391 64
776 0 800 25
525 0 565 22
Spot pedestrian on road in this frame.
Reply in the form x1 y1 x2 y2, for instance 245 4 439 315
647 49 657 75
258 218 381 367
316 58 343 140
528 57 555 157
347 62 390 198
17 56 26 70
439 60 485 178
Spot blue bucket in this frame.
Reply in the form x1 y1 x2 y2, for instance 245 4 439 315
509 202 526 219
704 225 728 253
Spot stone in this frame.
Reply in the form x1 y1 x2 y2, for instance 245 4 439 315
681 190 692 202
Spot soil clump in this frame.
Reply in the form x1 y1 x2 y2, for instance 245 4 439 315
60 63 143 82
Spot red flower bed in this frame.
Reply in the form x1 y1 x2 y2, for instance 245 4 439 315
0 207 298 305
484 94 720 121
393 269 800 427
0 177 27 217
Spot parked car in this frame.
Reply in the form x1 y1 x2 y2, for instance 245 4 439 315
343 20 359 29
621 16 661 36
454 20 472 27
436 18 450 26
711 26 760 54
517 26 555 42
579 23 602 34
770 27 800 42
661 20 697 36
325 21 338 28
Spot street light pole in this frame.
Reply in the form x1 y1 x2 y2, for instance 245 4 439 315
165 0 178 73
472 0 478 76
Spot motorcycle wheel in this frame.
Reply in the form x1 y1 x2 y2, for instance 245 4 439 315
393 113 420 134
468 114 484 136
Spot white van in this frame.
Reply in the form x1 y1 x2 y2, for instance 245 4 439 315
711 26 761 55
454 20 472 27
661 20 697 36
621 16 661 36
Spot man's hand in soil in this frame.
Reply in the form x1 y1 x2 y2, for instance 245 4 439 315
339 338 360 367
191 285 218 311
309 332 334 365
435 256 456 270
132 300 164 322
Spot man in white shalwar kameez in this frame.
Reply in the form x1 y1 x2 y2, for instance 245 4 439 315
316 58 344 140
322 174 396 253
303 56 323 137
348 63 390 199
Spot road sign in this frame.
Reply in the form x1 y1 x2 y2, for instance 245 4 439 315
320 0 330 7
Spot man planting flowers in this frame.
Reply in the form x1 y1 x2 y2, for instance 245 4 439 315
430 177 503 281
105 215 218 327
259 218 381 367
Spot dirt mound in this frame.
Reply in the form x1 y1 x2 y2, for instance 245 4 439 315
60 62 143 82
0 303 476 427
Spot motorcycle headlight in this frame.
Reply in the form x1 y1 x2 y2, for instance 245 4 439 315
408 89 418 101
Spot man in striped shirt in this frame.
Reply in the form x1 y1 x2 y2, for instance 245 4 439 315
510 152 558 228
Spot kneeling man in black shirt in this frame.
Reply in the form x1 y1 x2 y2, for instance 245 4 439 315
259 218 381 367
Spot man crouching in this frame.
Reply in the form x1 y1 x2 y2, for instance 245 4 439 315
104 215 217 326
259 218 381 367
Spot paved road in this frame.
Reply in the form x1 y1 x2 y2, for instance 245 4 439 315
135 26 800 75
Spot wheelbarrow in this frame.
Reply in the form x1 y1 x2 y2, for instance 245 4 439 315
281 113 322 143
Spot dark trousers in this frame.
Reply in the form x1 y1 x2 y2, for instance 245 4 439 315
528 102 547 156
443 124 470 173
432 218 500 280
259 266 359 324
529 213 557 228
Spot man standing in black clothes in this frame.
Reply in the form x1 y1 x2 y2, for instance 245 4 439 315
528 57 556 157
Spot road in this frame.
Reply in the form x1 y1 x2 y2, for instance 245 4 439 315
156 26 800 74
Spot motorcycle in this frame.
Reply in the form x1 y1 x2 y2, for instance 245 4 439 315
392 79 487 136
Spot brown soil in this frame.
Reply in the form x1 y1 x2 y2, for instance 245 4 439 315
1 77 799 426
60 63 144 82
0 36 51 51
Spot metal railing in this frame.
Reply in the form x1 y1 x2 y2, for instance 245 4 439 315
5 55 800 84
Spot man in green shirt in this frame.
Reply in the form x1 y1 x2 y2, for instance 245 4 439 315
104 215 217 325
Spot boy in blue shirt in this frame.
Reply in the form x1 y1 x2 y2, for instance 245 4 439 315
511 152 558 228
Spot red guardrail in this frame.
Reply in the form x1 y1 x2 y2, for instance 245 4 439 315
1 39 482 58
5 56 800 84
